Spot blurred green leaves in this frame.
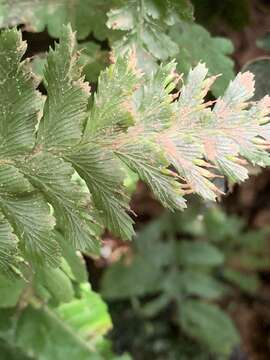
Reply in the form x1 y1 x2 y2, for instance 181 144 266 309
170 23 235 96
0 0 112 40
180 300 239 355
0 284 113 360
102 204 270 355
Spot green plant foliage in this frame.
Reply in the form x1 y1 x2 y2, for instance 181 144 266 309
0 240 130 359
0 0 112 40
0 0 236 98
0 283 127 359
180 204 270 294
169 23 235 96
176 240 224 266
0 26 103 275
0 339 32 360
0 25 270 277
107 1 235 95
31 42 109 85
79 42 109 83
180 300 239 355
0 1 264 358
102 205 270 355
0 0 236 94
109 300 210 360
0 274 26 308
107 0 193 71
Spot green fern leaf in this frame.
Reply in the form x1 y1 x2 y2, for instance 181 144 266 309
85 55 140 136
37 26 89 150
66 145 135 240
0 28 41 157
116 145 186 210
0 25 100 272
0 215 19 276
0 163 60 268
0 24 270 275
1 194 60 267
156 63 270 198
20 153 101 253
112 62 186 209
111 59 270 203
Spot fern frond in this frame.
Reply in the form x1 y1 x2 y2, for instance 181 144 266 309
37 26 89 150
0 28 41 157
0 214 19 276
0 25 270 275
174 67 270 187
85 55 140 136
66 144 135 240
0 26 101 272
116 144 186 210
111 60 270 204
20 153 100 253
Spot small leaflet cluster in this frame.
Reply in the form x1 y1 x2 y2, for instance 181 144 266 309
107 0 194 71
0 25 270 276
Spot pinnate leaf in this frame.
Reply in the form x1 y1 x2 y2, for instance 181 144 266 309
0 28 41 157
37 26 89 150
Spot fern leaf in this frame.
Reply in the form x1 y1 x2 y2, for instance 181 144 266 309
85 55 140 136
112 63 187 209
0 26 99 272
0 158 60 268
66 145 135 240
111 59 270 203
177 62 212 111
168 64 270 193
0 28 41 157
81 55 141 239
0 215 19 276
20 153 101 254
116 145 186 210
37 25 89 150
0 24 270 275
1 194 60 267
0 164 33 194
134 61 176 130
